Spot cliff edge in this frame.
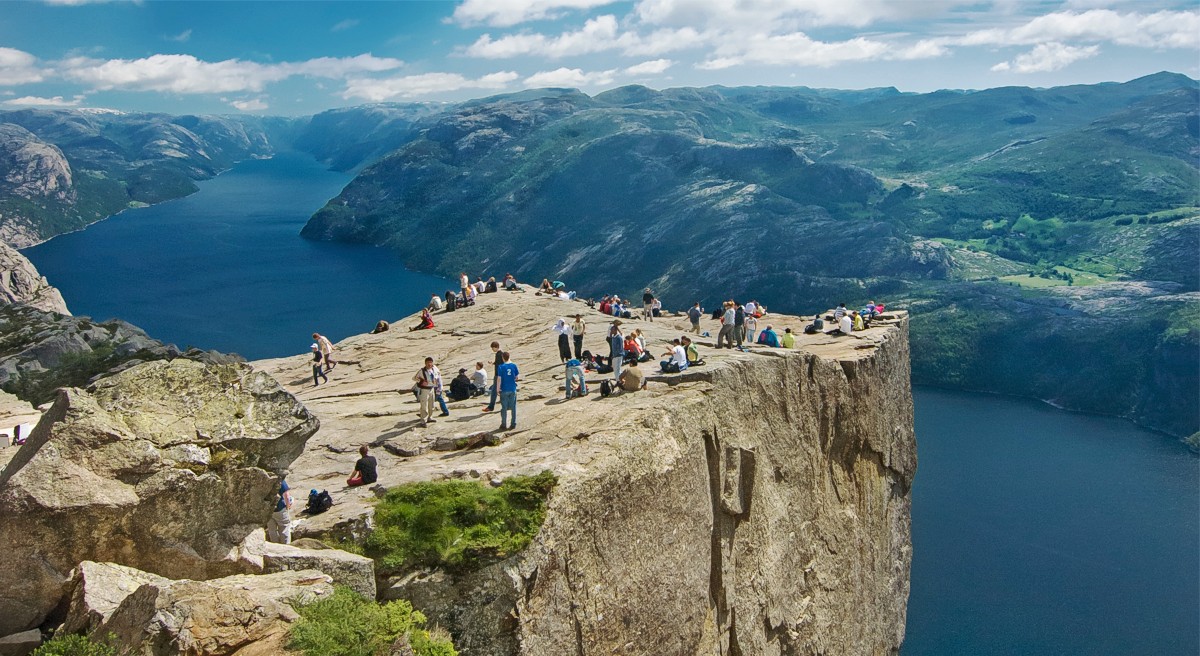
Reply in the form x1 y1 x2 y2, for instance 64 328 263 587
256 291 916 655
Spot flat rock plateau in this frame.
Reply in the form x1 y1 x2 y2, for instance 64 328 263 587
254 287 916 655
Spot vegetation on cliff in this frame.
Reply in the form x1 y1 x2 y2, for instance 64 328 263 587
289 586 457 656
364 471 557 574
32 635 116 656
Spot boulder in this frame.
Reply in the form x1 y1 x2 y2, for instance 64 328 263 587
72 567 333 656
0 629 41 656
254 533 376 599
0 243 67 314
61 562 171 635
0 359 319 635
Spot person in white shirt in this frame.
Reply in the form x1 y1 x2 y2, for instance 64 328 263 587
471 361 488 394
429 293 443 311
659 338 689 373
744 300 757 316
460 272 470 297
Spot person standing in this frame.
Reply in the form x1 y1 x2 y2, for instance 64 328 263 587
553 319 572 363
608 321 625 382
310 344 328 386
497 351 520 431
642 288 655 322
434 368 450 417
267 478 293 544
484 342 503 412
571 314 586 359
460 272 470 298
313 333 336 372
413 357 440 426
564 357 587 399
734 303 747 351
718 302 736 349
687 302 703 335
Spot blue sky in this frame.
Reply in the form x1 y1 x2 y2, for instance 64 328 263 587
0 0 1196 115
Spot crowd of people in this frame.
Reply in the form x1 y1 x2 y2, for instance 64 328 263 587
273 278 887 543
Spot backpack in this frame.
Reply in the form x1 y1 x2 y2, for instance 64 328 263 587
600 380 613 397
305 489 334 515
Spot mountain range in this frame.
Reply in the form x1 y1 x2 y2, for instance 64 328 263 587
0 72 1196 437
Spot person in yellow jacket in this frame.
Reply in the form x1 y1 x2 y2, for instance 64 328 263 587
781 327 795 348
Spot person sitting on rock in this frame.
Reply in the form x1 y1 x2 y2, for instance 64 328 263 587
852 311 865 332
682 335 704 366
485 277 498 293
410 308 435 331
618 358 646 392
449 368 474 401
444 290 457 312
539 278 555 293
660 338 689 374
804 314 824 334
371 320 390 334
503 273 518 290
428 293 443 312
781 327 795 348
757 325 781 348
471 361 488 396
827 312 853 337
347 445 377 487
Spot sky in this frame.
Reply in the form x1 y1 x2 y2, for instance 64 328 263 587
0 0 1196 116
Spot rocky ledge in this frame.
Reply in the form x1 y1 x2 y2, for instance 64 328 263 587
255 288 916 655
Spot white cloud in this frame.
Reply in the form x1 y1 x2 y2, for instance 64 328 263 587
342 71 519 101
167 29 191 43
332 19 360 32
634 0 974 30
465 15 711 58
524 66 616 87
0 48 46 86
452 0 619 27
957 9 1199 49
625 58 673 75
229 97 269 111
991 42 1101 73
60 53 405 94
700 33 892 69
2 95 84 107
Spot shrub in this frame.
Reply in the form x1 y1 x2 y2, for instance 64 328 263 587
33 634 116 656
288 586 456 656
365 471 556 574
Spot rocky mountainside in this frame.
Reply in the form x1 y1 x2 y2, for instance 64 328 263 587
0 109 291 246
0 357 376 653
0 242 67 314
301 74 1199 437
254 288 916 654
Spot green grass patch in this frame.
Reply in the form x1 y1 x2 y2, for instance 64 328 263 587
289 586 456 656
364 471 556 574
33 635 116 656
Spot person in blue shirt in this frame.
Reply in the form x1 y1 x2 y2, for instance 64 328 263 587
496 351 520 431
267 478 293 544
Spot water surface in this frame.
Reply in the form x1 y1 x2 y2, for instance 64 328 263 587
905 388 1199 655
25 152 451 359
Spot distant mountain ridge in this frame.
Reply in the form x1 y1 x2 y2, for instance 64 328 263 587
0 73 1195 437
300 72 1199 438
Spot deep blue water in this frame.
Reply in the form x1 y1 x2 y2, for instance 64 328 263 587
20 154 1200 652
906 388 1199 655
24 152 451 359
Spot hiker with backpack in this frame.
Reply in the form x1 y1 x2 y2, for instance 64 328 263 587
347 445 377 487
267 478 293 544
413 357 440 427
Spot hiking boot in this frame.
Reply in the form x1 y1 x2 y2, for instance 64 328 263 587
498 423 508 431
439 412 450 417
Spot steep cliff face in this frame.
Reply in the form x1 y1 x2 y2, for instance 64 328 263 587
513 333 914 655
0 123 75 247
257 290 915 655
